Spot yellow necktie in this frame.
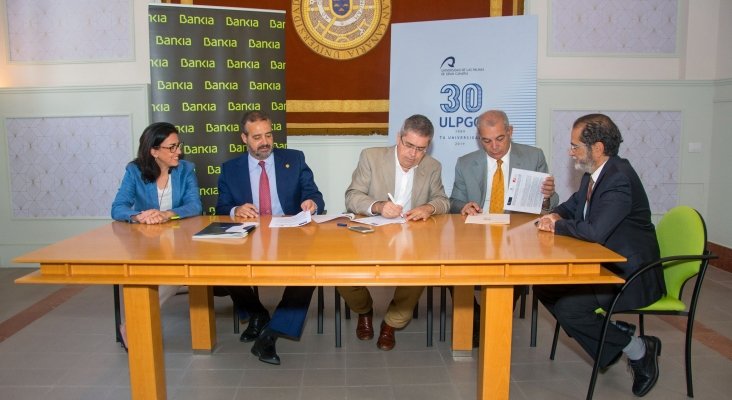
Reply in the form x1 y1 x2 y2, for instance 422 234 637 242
489 159 504 213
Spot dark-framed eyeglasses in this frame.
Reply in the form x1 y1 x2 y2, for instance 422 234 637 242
157 142 184 153
400 135 428 153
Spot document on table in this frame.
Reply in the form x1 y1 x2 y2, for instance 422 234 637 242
504 168 550 214
465 213 510 225
353 215 406 226
269 210 312 228
311 212 356 224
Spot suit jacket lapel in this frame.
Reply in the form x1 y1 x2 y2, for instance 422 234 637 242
146 179 158 208
382 146 396 195
169 167 180 207
474 154 488 205
238 155 253 204
412 159 428 206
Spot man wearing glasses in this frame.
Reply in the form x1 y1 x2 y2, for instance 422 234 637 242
535 114 663 397
449 109 559 346
339 114 450 351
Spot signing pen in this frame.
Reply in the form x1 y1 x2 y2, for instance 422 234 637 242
387 193 405 218
169 215 181 220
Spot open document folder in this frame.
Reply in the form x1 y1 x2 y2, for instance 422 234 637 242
504 168 551 214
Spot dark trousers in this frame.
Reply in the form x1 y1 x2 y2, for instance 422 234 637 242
224 286 315 340
533 284 632 368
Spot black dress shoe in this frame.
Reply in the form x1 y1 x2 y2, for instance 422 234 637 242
251 330 281 365
628 336 661 397
614 320 636 337
239 313 270 342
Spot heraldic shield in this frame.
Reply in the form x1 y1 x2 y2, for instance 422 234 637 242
332 0 351 16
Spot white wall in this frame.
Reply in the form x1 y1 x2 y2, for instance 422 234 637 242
707 1 732 247
1 0 731 267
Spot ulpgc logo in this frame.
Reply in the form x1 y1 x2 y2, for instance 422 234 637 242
440 56 455 69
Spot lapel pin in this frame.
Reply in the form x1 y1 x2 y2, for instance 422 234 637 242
285 163 290 168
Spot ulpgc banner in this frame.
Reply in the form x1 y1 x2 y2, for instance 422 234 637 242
149 4 285 214
389 16 537 196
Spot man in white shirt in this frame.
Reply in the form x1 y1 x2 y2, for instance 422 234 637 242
339 114 450 351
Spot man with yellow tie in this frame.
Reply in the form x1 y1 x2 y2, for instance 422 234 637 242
449 109 558 345
450 110 558 215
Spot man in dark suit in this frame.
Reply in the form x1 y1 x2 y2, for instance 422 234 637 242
535 113 665 397
216 110 325 365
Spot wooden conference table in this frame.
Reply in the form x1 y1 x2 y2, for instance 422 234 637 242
15 213 624 400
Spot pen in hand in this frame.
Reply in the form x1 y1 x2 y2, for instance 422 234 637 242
387 193 405 219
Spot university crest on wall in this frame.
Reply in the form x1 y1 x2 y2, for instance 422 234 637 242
292 0 391 60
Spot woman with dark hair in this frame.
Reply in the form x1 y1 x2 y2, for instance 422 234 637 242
112 122 202 223
111 122 202 350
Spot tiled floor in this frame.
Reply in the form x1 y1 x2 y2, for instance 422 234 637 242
1 266 731 400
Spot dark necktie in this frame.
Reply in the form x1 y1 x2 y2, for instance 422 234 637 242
586 177 595 203
258 160 272 215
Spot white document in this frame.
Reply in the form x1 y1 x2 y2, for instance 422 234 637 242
353 215 406 226
269 210 312 228
465 213 510 225
504 168 550 214
311 212 356 224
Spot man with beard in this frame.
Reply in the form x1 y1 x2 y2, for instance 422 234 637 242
535 113 664 397
216 110 325 365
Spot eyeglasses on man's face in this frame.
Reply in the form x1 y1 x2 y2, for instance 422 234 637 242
400 135 428 153
157 142 184 153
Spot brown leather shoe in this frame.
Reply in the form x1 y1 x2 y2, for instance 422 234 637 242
376 321 396 351
356 309 374 340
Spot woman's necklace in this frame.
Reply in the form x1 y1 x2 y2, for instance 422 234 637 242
158 173 170 207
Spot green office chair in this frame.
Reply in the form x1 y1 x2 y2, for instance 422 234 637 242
547 206 717 399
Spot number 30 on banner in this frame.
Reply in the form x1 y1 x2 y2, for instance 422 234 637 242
439 83 483 113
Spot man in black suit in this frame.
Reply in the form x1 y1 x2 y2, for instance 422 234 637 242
535 113 665 397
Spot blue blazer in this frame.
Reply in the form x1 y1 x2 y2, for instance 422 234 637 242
215 148 325 215
554 156 664 310
111 160 202 222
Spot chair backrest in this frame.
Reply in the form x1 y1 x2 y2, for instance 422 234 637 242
655 206 707 300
